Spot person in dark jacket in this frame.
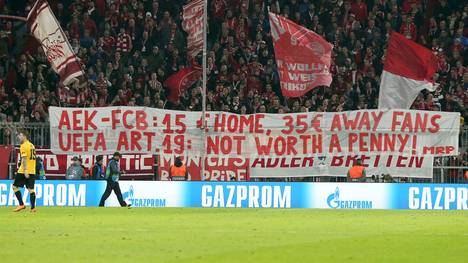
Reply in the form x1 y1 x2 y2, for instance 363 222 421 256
99 152 130 207
91 155 105 180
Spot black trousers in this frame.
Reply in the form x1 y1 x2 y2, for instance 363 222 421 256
99 180 127 207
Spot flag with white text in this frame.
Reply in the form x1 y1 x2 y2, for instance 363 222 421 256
269 12 333 97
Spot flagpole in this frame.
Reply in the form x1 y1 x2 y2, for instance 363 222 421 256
0 15 27 22
201 0 208 181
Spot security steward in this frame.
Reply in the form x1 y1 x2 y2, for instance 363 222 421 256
92 155 105 180
347 159 366 182
99 152 130 207
169 156 188 181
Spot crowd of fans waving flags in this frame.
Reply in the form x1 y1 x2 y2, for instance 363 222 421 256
25 0 441 111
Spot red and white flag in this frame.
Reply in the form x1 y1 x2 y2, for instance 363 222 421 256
164 66 202 102
27 0 84 86
269 12 333 97
183 0 204 57
378 32 438 109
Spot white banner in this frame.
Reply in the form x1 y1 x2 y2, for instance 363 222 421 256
49 107 460 159
249 155 434 178
49 107 459 178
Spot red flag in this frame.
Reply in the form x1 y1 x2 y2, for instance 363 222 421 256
378 32 438 109
164 67 201 102
269 12 333 97
27 0 84 86
384 32 437 82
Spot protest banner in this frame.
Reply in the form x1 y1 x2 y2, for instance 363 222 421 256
49 107 459 178
49 107 460 158
248 154 434 178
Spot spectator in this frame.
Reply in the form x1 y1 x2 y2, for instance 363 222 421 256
66 156 84 180
116 28 132 55
0 0 464 120
400 16 417 41
351 0 368 23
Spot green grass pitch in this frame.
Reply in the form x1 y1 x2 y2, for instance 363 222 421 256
0 207 467 263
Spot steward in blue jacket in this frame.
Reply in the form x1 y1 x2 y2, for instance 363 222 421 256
98 152 130 207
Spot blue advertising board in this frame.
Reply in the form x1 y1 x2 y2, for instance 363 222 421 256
0 180 466 210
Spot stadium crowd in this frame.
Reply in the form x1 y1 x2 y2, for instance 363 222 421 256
0 0 466 123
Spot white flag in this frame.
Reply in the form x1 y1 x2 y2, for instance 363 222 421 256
27 0 84 85
378 32 438 109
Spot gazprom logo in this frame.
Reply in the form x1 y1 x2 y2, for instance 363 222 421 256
327 187 341 208
326 187 373 209
125 185 135 199
123 185 166 207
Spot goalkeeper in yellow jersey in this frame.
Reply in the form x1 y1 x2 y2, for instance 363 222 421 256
13 130 37 212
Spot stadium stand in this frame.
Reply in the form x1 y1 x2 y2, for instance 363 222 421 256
0 0 465 118
0 0 466 182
